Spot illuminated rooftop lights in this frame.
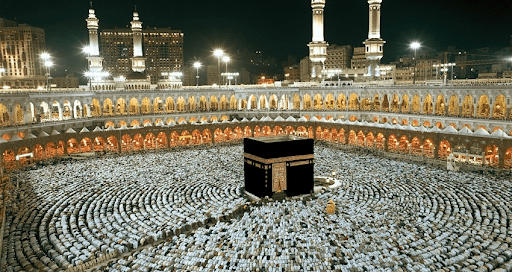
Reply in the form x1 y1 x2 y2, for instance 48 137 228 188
193 62 202 68
222 56 230 63
40 52 51 60
44 61 53 67
213 49 224 57
410 42 421 50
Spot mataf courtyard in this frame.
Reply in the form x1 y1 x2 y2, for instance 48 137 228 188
1 144 511 271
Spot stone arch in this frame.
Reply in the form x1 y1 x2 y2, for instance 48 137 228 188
269 94 278 110
259 95 268 109
366 132 375 148
80 137 93 153
372 94 381 111
399 135 409 153
93 137 105 151
423 139 435 158
0 103 9 126
13 103 24 124
210 96 219 111
382 94 390 112
2 149 16 169
103 98 114 116
188 96 197 112
293 94 301 110
145 133 156 149
313 94 323 110
401 94 410 113
199 96 208 111
361 97 371 111
243 126 252 137
106 135 119 152
91 99 101 117
177 97 186 112
438 140 451 160
337 94 347 110
67 138 79 154
476 95 490 118
390 94 400 113
250 95 258 109
411 95 421 114
229 95 237 110
435 94 445 115
325 94 335 110
423 94 433 115
484 145 499 167
141 97 151 114
448 95 459 116
492 94 506 119
461 95 474 117
165 97 175 112
51 101 62 120
220 95 229 110
348 94 359 111
129 98 140 115
153 97 164 113
116 98 127 115
132 134 144 151
388 134 398 152
303 94 312 110
505 147 512 169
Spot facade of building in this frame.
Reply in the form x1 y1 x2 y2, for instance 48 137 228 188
52 75 79 88
300 57 311 82
324 44 353 70
0 18 46 88
100 28 183 84
351 47 369 70
284 65 300 82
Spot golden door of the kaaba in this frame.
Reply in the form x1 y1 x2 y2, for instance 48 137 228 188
272 162 287 192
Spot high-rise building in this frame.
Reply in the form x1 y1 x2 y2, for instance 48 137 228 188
325 44 353 70
100 27 183 84
0 18 46 88
351 47 368 70
206 65 219 86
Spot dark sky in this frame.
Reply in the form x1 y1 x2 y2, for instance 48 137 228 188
2 0 511 75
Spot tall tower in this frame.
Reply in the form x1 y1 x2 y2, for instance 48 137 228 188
308 0 328 80
364 0 385 79
86 4 103 72
131 9 146 73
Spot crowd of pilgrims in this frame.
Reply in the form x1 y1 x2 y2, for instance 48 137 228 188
1 143 512 271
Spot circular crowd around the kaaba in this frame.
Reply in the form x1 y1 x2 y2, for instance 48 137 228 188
1 143 512 271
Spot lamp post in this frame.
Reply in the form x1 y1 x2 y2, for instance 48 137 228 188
41 53 53 92
222 56 230 85
193 62 201 86
410 42 421 85
214 49 224 85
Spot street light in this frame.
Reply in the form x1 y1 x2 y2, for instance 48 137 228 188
41 53 53 92
223 56 230 85
193 62 201 86
410 42 421 85
214 49 224 85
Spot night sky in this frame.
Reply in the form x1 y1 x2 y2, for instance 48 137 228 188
1 0 511 76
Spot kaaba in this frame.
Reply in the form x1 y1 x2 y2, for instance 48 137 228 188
244 136 314 198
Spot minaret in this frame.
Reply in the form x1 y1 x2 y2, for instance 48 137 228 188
308 0 328 80
364 0 385 79
130 8 145 73
85 3 103 72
